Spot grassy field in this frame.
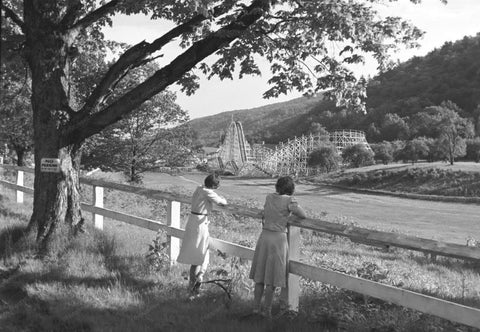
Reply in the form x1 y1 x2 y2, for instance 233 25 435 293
1 171 480 331
315 161 480 197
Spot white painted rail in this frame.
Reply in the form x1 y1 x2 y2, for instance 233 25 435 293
1 165 479 329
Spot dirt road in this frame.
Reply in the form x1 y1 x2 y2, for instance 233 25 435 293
142 172 480 245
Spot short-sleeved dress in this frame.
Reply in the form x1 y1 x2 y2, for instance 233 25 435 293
249 193 305 287
177 186 227 270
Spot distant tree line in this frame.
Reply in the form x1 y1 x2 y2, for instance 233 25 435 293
307 99 480 172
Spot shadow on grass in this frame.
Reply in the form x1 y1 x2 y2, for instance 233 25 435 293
408 253 480 273
296 186 347 197
0 268 338 332
0 225 28 259
0 208 29 221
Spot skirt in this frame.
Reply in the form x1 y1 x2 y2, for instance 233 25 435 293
249 230 288 287
176 214 210 270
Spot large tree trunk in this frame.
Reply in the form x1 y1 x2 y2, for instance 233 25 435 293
14 147 25 167
24 1 84 252
28 145 84 251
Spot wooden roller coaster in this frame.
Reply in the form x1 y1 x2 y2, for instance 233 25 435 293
216 121 371 176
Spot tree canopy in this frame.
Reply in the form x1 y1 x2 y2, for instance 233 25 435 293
0 0 438 248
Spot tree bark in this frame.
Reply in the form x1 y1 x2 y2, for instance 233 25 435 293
14 148 25 167
24 1 84 252
28 145 84 252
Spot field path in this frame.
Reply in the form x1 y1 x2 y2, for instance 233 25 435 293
142 172 480 245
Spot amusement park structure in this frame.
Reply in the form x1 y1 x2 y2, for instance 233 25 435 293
217 121 253 173
215 120 372 176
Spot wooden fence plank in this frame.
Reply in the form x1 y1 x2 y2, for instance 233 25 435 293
0 180 34 195
16 170 24 203
0 165 34 173
167 201 181 266
209 238 254 261
93 185 104 230
81 204 255 261
297 218 480 261
81 204 166 232
287 225 301 310
2 170 479 262
290 261 480 329
80 177 263 218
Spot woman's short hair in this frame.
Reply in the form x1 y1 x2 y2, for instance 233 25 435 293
204 173 221 189
275 176 295 195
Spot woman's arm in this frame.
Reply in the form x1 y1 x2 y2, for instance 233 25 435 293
289 200 307 219
206 189 227 206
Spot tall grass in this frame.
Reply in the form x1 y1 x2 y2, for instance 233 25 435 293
1 178 479 331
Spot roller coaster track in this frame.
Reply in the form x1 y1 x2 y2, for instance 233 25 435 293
217 121 371 177
217 121 252 174
235 122 248 163
253 130 372 177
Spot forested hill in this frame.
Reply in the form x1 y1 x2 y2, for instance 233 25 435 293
366 33 480 119
189 33 480 146
187 95 326 146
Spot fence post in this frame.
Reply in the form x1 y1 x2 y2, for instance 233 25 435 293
167 200 181 267
16 170 24 203
286 224 301 311
93 185 104 230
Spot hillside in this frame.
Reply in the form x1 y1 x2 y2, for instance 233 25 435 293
366 33 480 119
188 95 325 146
189 33 480 146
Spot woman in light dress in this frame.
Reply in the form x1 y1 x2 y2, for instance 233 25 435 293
177 173 227 297
249 176 306 318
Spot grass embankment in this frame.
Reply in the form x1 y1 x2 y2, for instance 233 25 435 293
0 173 479 331
314 162 480 198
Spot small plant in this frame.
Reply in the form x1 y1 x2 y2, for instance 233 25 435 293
356 262 388 282
208 247 255 303
146 231 169 272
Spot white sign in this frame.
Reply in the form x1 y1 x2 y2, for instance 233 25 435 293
41 158 61 173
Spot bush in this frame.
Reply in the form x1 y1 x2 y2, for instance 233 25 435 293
466 138 480 162
342 144 374 168
371 141 394 165
399 137 430 164
307 145 340 173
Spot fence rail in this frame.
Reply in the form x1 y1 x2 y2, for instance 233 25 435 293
1 164 479 329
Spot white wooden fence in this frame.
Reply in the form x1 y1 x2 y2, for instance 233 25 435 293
1 165 480 329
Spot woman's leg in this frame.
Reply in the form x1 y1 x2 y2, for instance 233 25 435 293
253 283 264 313
279 287 288 311
263 285 276 318
189 265 201 291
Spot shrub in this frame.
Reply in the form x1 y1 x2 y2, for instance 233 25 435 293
307 145 340 173
400 137 430 164
466 138 480 162
342 144 374 168
371 141 394 165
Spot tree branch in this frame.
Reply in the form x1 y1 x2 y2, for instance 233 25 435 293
75 5 226 122
1 4 25 32
60 0 84 29
63 0 270 146
69 0 120 33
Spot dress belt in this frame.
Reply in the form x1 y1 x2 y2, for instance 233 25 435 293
191 211 208 216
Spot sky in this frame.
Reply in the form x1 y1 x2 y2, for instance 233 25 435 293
102 1 480 119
